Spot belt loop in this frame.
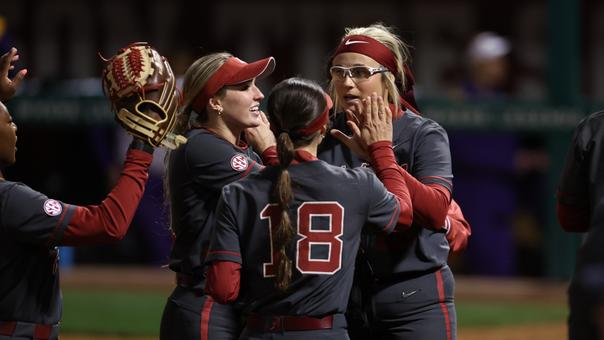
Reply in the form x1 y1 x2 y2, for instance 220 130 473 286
0 321 17 336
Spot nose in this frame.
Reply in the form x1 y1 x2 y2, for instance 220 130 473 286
341 74 356 87
253 85 264 101
11 122 17 132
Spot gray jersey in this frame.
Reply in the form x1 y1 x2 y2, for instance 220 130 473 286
318 110 453 278
207 160 400 316
167 128 263 289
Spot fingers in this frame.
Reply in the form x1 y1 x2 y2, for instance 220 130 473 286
346 120 362 139
12 69 27 88
345 109 360 127
382 97 393 123
330 128 353 145
0 48 17 76
371 93 380 123
362 95 372 126
259 110 270 125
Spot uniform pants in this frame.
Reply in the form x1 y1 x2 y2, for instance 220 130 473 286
568 279 604 340
240 314 349 340
160 286 242 340
360 266 457 340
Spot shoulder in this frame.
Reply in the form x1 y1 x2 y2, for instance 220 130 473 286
0 181 45 201
398 110 447 135
577 111 604 138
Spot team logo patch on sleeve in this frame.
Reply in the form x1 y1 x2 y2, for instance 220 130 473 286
230 154 249 172
43 199 63 216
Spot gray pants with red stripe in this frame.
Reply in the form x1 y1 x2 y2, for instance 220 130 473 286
160 286 242 340
364 266 457 340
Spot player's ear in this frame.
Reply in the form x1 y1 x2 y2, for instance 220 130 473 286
208 97 223 113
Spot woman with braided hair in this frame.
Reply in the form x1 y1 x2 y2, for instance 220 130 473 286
205 77 413 339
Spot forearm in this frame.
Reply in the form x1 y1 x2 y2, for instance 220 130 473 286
402 170 451 229
205 261 241 304
368 141 413 228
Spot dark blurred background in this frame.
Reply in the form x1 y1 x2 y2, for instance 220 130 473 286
1 0 601 280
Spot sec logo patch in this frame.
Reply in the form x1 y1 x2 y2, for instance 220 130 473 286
231 154 249 172
43 199 63 216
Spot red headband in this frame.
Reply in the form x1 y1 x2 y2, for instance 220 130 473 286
333 35 398 74
191 56 275 113
298 94 333 137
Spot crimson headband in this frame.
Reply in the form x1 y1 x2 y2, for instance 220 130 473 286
333 35 398 74
191 56 275 113
298 94 333 137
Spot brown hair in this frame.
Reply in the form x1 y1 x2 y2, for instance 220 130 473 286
266 77 327 290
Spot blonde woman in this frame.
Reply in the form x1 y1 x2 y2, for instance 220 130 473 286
160 52 276 340
318 23 466 340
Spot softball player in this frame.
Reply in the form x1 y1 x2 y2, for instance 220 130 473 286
160 52 276 340
319 24 459 339
0 48 155 340
205 77 413 340
557 110 604 340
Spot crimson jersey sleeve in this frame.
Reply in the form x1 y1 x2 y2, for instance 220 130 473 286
184 131 263 191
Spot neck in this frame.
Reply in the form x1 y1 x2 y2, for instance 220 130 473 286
296 134 322 156
202 117 242 145
297 143 318 156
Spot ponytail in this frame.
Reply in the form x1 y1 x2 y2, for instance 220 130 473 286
273 132 295 290
266 77 330 290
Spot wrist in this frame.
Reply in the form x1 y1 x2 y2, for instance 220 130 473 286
129 138 155 154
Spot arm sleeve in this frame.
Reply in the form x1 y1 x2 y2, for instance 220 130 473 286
368 141 413 227
206 187 243 264
185 135 263 191
403 124 453 229
59 148 152 246
0 148 152 246
445 199 472 252
557 120 591 232
205 261 241 304
205 187 243 302
261 145 279 166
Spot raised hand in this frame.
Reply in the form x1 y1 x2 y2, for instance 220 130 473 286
357 92 393 145
0 47 28 102
330 103 370 161
331 93 393 161
245 111 276 153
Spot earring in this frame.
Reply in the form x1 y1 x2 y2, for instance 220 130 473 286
217 108 223 117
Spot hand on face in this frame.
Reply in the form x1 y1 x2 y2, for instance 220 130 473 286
0 48 27 102
244 111 276 153
330 93 392 161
